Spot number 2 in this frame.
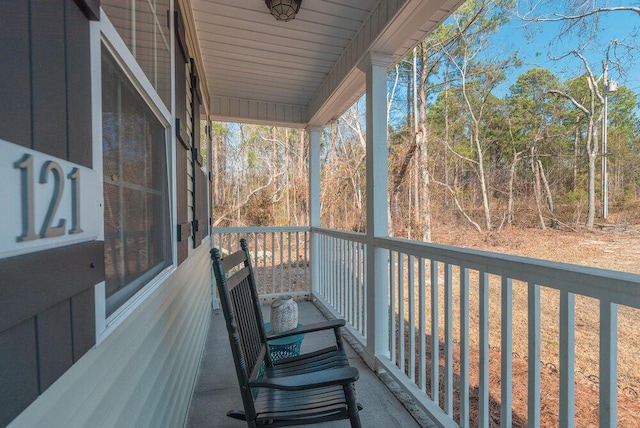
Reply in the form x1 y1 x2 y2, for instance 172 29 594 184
14 154 83 242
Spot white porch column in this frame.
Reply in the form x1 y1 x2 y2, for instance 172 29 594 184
359 52 392 366
307 126 322 297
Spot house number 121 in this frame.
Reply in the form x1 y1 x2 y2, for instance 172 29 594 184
14 154 83 242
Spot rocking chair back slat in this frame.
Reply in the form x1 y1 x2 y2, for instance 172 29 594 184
229 276 264 373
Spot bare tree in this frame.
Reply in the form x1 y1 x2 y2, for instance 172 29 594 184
549 50 604 229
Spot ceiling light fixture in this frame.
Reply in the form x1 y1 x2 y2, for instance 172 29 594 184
265 0 302 22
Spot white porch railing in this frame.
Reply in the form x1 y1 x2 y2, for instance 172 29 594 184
211 227 311 300
315 228 368 339
317 232 640 427
212 226 640 427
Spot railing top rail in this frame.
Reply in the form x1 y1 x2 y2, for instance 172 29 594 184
312 227 367 243
212 226 310 234
377 236 640 308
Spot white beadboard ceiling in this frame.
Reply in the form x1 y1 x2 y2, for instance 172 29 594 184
189 0 464 127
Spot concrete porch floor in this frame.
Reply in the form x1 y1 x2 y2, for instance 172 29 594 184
186 300 427 427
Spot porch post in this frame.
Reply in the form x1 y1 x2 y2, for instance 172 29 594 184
308 126 322 298
359 52 392 366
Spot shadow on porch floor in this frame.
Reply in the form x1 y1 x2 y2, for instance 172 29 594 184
186 300 429 427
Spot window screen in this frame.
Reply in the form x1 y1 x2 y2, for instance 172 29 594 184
102 45 172 315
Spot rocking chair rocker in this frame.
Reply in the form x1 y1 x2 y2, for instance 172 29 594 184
211 239 362 427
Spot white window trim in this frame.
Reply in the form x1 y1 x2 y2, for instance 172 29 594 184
94 5 178 345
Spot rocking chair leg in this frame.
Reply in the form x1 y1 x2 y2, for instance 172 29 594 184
343 383 362 428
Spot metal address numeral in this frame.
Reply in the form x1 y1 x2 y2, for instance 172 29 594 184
39 160 66 238
67 167 83 234
14 154 39 242
14 154 83 242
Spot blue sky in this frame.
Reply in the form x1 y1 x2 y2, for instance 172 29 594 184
385 2 640 128
490 4 640 97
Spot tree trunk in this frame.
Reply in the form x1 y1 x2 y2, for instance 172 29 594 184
532 146 546 230
212 133 220 206
508 150 520 226
418 43 431 241
474 128 492 230
586 119 597 229
573 122 579 193
538 159 555 218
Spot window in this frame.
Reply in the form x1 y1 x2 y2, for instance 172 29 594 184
101 0 171 107
102 45 172 315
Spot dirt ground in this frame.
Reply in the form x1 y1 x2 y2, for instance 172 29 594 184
432 222 640 275
427 222 640 426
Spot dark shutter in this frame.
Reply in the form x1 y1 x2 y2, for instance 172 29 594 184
176 140 190 264
0 1 31 147
190 59 207 246
0 242 103 426
199 168 209 243
175 5 190 264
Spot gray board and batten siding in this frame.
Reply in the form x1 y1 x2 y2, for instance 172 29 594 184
0 0 101 425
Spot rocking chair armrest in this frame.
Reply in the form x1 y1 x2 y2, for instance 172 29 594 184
248 367 359 391
267 319 345 340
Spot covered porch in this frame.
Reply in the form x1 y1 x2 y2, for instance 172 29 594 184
192 227 640 427
190 0 640 426
187 300 428 427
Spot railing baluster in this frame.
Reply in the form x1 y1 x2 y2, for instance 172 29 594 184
356 241 361 333
346 239 350 322
460 267 469 427
599 300 618 428
559 290 575 427
528 282 541 428
408 255 415 381
335 237 339 308
262 233 267 294
320 234 325 297
501 276 513 427
252 234 258 291
390 250 396 364
331 237 336 307
479 272 490 427
430 260 439 403
288 232 292 293
341 238 344 316
444 262 453 416
349 240 354 326
304 231 309 293
319 236 329 299
279 231 284 294
296 231 300 294
361 242 366 335
418 258 426 392
399 252 405 373
327 235 331 302
271 232 276 294
339 239 344 319
336 238 341 313
362 242 367 339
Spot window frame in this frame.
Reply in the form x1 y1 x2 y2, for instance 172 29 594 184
94 7 176 343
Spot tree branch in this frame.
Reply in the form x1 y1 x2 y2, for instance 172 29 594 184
519 6 640 23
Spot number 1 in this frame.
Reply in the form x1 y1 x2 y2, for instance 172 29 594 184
14 154 39 242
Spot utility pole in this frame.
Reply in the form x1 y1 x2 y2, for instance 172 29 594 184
602 60 609 220
601 59 618 220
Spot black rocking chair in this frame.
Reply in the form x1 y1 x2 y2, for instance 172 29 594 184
211 239 362 427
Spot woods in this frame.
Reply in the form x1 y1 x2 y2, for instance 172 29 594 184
211 0 640 238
